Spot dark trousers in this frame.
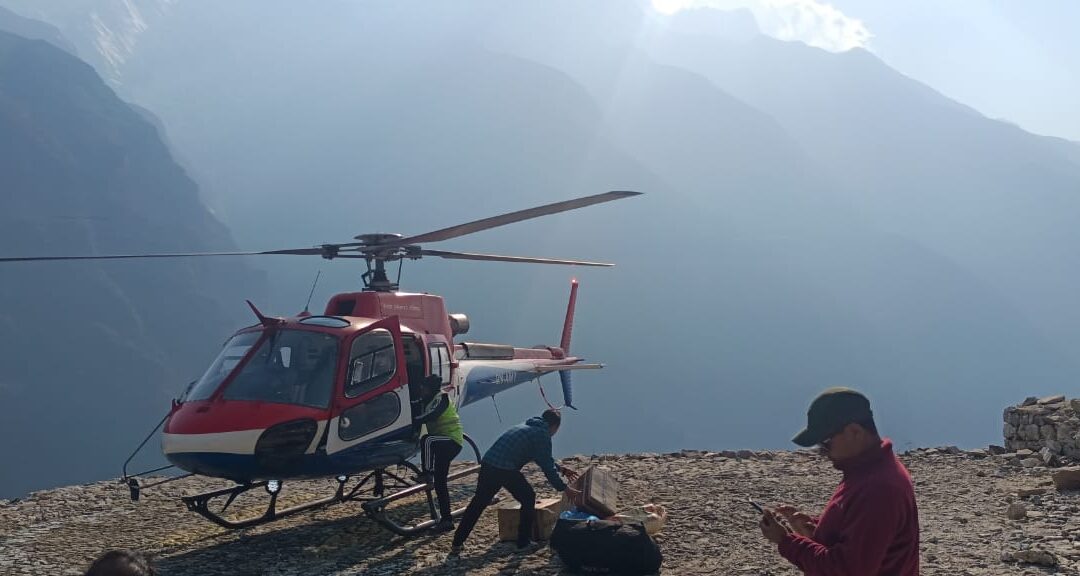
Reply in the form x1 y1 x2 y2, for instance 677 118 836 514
421 435 462 521
452 464 536 548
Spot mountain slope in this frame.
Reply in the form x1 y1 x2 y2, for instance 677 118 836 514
0 28 262 497
648 27 1080 355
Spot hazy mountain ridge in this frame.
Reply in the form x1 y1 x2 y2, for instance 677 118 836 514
0 0 175 82
0 5 74 52
0 27 262 497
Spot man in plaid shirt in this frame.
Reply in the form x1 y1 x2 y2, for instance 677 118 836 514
451 409 580 554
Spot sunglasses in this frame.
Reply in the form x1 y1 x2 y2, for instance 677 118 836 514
818 427 846 451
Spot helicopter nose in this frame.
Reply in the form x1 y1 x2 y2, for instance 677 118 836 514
163 401 326 479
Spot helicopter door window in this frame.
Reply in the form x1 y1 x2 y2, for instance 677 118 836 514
345 329 397 398
428 343 451 385
338 391 401 441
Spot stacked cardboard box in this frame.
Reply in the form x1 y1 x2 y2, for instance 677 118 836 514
497 498 563 541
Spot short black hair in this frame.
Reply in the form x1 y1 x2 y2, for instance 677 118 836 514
85 550 155 576
542 408 561 428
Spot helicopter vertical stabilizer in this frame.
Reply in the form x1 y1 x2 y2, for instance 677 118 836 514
559 279 579 409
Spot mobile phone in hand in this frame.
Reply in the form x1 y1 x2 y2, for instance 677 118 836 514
748 497 765 514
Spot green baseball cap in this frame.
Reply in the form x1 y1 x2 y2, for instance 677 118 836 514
792 387 874 447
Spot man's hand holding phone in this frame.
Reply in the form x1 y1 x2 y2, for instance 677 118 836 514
775 504 817 538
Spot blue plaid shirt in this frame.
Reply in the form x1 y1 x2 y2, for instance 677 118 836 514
482 417 567 491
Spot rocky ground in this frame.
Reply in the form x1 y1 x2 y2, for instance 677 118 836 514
3 447 1080 575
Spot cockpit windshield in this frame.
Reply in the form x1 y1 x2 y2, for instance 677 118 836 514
187 329 340 409
186 332 260 402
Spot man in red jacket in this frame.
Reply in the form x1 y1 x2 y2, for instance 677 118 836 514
759 387 920 575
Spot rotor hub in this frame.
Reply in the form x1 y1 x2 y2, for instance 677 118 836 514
353 233 403 246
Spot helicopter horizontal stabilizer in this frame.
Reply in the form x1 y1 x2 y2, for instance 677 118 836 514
529 363 604 373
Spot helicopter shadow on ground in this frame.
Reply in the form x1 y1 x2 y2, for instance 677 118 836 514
153 498 437 576
154 507 576 576
407 540 571 576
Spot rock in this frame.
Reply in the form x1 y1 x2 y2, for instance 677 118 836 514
988 444 1007 455
967 448 988 459
1021 458 1042 468
1021 424 1040 440
1053 467 1080 490
1070 399 1080 413
1011 549 1058 566
1016 449 1034 457
1007 502 1028 520
1019 484 1045 499
1038 394 1066 405
1039 447 1057 466
1023 396 1039 406
1018 487 1047 498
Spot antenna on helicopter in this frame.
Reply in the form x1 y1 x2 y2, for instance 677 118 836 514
302 270 322 315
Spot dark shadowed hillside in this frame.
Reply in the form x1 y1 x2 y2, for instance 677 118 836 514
0 28 263 496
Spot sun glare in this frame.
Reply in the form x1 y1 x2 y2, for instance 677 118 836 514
651 0 692 15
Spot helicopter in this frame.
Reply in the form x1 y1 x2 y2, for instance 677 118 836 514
0 190 640 533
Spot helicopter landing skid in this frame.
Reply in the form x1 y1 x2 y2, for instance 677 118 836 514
181 434 487 533
181 461 422 530
361 463 497 536
363 433 492 535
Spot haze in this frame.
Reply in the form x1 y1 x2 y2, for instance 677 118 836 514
1 0 1079 497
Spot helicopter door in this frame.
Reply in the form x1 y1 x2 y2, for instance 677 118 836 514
325 316 411 456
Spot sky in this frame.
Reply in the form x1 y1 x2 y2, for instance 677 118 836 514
651 0 1080 142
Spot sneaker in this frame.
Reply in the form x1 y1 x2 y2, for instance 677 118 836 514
447 545 463 559
431 519 454 533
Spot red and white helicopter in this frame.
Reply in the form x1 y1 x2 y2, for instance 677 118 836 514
1 191 640 533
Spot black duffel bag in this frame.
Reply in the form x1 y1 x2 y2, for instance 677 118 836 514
549 518 663 574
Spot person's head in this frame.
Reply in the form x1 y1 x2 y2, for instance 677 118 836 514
542 408 562 436
420 374 442 399
84 550 155 576
792 388 880 465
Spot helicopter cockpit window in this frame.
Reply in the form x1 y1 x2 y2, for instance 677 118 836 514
187 332 261 401
345 329 397 398
222 329 339 408
298 316 351 328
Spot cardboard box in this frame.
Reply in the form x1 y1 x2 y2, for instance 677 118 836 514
497 497 563 541
578 466 618 517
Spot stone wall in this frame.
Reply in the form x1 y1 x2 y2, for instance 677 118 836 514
1004 395 1080 459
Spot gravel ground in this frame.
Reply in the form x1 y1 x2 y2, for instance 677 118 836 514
2 447 1078 575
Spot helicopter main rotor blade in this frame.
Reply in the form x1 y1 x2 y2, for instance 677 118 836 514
421 249 614 267
350 190 642 249
0 248 326 263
